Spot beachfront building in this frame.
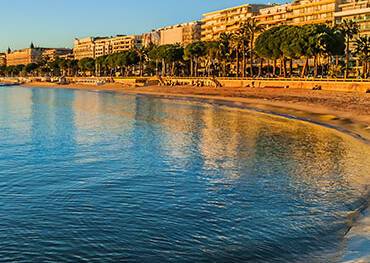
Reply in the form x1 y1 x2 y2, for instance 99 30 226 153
94 38 113 57
201 4 268 41
0 53 6 67
287 0 337 26
73 37 97 60
255 4 291 29
110 35 142 53
158 21 202 46
6 47 73 66
73 35 142 59
335 0 370 36
6 48 44 66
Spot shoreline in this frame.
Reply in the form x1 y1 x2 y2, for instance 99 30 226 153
21 81 370 143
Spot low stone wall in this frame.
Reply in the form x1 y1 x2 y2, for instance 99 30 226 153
218 79 370 93
163 78 370 93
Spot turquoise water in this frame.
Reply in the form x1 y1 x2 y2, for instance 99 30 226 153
0 86 369 263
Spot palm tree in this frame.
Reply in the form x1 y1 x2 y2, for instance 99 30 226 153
354 36 370 78
135 46 147 77
184 41 206 77
218 33 232 77
230 34 243 77
237 23 251 78
338 20 359 78
241 18 265 77
205 41 220 77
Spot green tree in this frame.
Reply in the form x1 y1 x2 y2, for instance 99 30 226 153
255 26 283 76
218 33 232 77
184 41 206 77
241 18 265 77
78 57 95 76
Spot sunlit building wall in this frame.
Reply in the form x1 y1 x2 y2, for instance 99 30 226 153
110 35 142 53
6 48 43 66
335 0 370 36
158 21 202 46
287 0 337 26
201 4 268 41
255 4 291 29
73 37 97 60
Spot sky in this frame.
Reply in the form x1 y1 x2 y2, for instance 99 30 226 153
0 0 282 52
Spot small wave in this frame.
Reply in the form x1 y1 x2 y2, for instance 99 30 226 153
342 206 370 262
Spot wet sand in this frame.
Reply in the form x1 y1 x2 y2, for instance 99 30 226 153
22 81 370 142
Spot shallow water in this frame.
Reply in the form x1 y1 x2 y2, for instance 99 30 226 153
0 86 369 263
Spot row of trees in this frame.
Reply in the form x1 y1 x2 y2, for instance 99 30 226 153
1 19 368 78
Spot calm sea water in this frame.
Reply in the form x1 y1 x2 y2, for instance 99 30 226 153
0 86 369 263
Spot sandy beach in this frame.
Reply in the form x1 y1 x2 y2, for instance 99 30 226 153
22 81 370 142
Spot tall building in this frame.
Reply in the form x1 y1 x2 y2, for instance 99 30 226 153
201 4 268 41
94 38 112 57
158 21 202 46
255 4 291 29
335 0 370 36
110 35 142 53
287 0 337 26
0 53 6 67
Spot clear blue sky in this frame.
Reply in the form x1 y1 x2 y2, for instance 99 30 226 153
0 0 281 52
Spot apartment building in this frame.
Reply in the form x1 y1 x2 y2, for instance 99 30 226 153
0 53 6 67
255 4 291 29
335 0 370 36
201 4 268 41
111 35 142 53
287 0 337 26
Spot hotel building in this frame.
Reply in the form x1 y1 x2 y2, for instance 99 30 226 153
73 35 142 60
6 47 72 66
94 38 112 58
6 48 44 66
335 0 370 36
287 0 337 26
201 4 268 41
73 37 97 60
110 35 142 53
255 4 291 29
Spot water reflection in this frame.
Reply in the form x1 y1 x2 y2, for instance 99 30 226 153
0 86 369 262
